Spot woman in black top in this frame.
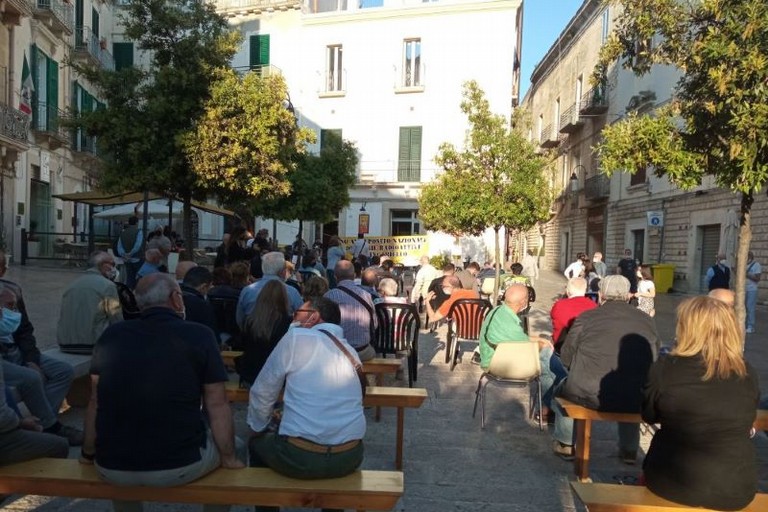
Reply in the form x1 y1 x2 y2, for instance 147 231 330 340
642 296 759 511
236 280 292 386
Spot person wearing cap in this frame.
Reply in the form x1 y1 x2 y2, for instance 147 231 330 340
550 275 660 464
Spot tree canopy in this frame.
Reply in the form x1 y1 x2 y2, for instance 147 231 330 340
420 81 552 300
594 0 768 324
184 71 315 215
72 0 241 248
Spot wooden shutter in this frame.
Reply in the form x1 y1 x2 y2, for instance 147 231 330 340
397 126 422 182
72 81 80 149
46 56 59 130
249 34 270 69
113 42 134 70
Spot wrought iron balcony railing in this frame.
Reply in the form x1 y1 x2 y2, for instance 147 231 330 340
32 0 74 35
32 102 69 141
74 27 115 71
0 103 30 145
397 159 421 182
559 102 584 133
579 85 608 115
584 173 610 201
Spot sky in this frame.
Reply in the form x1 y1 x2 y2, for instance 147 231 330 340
520 0 585 99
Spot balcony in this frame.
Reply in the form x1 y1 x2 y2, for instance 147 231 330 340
1 0 32 25
559 103 584 133
539 125 561 148
0 103 30 151
215 0 301 17
32 102 69 149
397 159 421 182
579 85 608 116
584 174 610 201
73 27 115 71
233 64 282 77
31 0 74 38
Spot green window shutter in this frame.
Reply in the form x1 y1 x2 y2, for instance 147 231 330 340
249 34 270 69
31 46 39 129
72 81 80 149
75 0 84 46
113 42 134 71
320 129 342 150
92 8 100 38
397 126 422 182
46 57 59 131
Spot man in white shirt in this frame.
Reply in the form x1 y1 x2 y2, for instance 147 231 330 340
410 256 439 306
350 234 370 266
247 297 365 486
563 253 586 280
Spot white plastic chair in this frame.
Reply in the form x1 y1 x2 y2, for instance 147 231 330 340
472 341 543 430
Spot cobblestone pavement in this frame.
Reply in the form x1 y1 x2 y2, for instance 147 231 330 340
1 264 767 511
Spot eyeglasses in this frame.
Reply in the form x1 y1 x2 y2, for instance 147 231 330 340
295 309 316 315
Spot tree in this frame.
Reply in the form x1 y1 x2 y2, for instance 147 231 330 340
594 0 768 326
419 81 553 303
72 0 241 252
264 131 359 256
184 71 315 218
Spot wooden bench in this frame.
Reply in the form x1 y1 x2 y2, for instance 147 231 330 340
571 481 768 511
556 397 646 482
558 399 768 482
0 458 402 511
220 350 242 367
226 383 428 470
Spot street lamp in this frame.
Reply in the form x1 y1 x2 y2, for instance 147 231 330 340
570 164 585 193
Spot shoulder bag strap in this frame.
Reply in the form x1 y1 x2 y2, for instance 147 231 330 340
319 329 367 395
337 285 376 341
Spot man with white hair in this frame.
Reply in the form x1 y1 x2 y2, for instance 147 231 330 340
57 251 123 355
236 251 303 328
81 273 243 512
551 275 660 464
550 277 597 348
136 248 164 282
410 256 439 309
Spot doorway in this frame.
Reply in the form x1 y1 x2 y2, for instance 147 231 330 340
698 224 721 291
631 229 645 265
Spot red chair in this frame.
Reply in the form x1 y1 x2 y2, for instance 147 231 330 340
445 298 492 371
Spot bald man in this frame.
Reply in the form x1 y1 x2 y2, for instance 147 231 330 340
708 288 735 308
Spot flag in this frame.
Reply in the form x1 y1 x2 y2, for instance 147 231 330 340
19 53 33 115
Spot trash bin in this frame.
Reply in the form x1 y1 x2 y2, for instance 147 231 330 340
651 264 675 294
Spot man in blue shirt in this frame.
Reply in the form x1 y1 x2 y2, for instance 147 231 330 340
236 252 303 328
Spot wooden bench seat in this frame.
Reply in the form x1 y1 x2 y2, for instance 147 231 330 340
225 383 428 470
0 458 403 511
571 482 768 511
220 350 242 367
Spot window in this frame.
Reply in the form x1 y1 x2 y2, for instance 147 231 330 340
360 0 383 7
402 39 421 87
249 34 270 72
601 8 610 44
326 45 343 92
554 98 560 132
537 114 543 141
634 37 652 68
320 129 342 149
113 42 134 70
397 126 422 182
31 46 59 133
391 210 420 236
72 82 101 153
92 7 100 38
575 76 583 107
631 165 647 186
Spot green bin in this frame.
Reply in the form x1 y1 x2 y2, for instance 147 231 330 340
651 264 675 294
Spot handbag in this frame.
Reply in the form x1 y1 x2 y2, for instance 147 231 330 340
319 329 367 396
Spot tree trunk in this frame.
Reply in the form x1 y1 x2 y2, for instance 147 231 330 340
182 190 193 257
493 226 501 306
734 191 753 331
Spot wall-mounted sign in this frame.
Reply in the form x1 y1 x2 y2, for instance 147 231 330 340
647 211 664 227
358 213 370 234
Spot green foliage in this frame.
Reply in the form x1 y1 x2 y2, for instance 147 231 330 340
71 0 240 205
264 131 359 223
429 254 452 270
420 81 553 236
595 0 768 323
184 71 314 209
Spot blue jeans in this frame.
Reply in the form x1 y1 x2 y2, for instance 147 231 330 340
539 346 567 409
551 380 640 453
2 347 74 419
746 288 758 329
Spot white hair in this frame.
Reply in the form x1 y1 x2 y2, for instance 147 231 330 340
135 274 177 309
566 277 588 297
88 251 112 268
261 251 286 276
378 277 399 297
600 275 631 302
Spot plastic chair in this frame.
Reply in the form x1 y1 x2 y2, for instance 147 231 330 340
472 341 543 430
114 282 141 320
445 298 492 370
373 302 420 387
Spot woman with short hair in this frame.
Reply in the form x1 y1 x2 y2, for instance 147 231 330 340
642 296 758 511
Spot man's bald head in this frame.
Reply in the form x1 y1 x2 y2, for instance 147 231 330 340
145 249 162 264
503 284 529 313
175 261 198 281
361 268 378 288
334 260 356 282
566 277 588 297
442 275 461 289
708 288 735 307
